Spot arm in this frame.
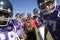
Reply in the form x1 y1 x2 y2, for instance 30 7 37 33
16 22 27 39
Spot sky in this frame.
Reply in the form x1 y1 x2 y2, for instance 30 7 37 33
9 0 60 18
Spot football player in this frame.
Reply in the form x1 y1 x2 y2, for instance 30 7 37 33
37 0 60 40
33 8 44 40
21 13 25 27
0 0 22 40
15 11 27 40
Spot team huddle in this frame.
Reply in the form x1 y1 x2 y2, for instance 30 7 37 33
0 0 60 40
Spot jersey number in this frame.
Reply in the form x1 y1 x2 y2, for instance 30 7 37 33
49 20 56 31
0 31 16 40
45 20 57 31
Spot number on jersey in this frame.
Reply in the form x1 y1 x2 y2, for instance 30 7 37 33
45 20 57 31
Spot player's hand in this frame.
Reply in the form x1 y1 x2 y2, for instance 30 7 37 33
20 32 27 39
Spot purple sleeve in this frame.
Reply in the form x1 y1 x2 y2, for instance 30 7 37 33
16 24 23 36
13 19 23 36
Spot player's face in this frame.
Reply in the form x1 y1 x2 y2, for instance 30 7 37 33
38 15 41 19
40 1 54 13
38 15 40 18
34 13 38 16
0 11 9 25
27 12 31 18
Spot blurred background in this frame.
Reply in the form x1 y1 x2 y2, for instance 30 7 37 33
9 0 60 40
9 0 60 18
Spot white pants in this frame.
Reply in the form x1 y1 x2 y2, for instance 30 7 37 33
38 25 45 40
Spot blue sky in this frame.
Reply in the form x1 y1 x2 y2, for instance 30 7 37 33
9 0 60 18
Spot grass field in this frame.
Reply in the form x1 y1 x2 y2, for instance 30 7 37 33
46 31 53 40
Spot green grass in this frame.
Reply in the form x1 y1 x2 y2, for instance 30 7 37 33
35 27 40 40
46 31 53 40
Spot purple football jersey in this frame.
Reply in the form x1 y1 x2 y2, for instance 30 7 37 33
43 5 60 40
0 19 22 40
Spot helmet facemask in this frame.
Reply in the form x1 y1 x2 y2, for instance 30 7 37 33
0 0 13 27
40 0 56 14
0 11 12 27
